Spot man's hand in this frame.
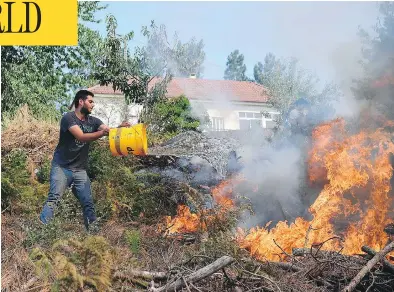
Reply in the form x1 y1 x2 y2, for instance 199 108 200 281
102 127 110 136
118 121 131 128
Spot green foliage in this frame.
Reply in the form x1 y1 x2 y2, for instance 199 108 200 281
24 191 85 248
254 53 339 119
93 15 206 118
142 95 206 145
93 167 178 222
30 236 113 292
1 149 51 214
25 217 67 249
29 247 53 281
124 229 141 254
1 149 30 209
86 141 177 221
1 2 106 119
93 17 170 108
86 140 179 222
87 140 123 181
36 157 52 184
224 49 248 81
173 37 206 77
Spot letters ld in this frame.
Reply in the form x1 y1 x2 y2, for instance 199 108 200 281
0 1 41 33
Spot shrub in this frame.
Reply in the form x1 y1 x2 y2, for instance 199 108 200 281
30 236 113 292
1 148 41 212
141 95 209 145
124 229 141 254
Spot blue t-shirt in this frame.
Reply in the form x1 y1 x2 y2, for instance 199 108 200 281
53 112 103 170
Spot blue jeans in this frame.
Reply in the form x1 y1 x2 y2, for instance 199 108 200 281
40 161 96 228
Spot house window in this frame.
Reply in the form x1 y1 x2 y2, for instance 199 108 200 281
264 112 280 129
238 112 262 130
211 117 225 131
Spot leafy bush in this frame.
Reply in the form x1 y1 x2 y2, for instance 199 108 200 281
142 95 209 145
92 166 178 222
36 157 52 183
124 229 141 254
2 149 32 209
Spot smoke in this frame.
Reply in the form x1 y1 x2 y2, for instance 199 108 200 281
236 140 309 228
328 39 368 119
139 12 393 231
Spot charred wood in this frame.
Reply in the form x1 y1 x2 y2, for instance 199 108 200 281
150 256 235 292
342 241 394 292
361 245 394 274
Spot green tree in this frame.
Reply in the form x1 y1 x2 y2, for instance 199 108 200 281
1 1 107 120
93 17 206 121
254 53 339 118
224 50 247 81
141 95 208 144
173 37 206 77
93 19 174 112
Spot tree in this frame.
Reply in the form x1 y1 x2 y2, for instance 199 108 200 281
224 50 247 81
1 1 107 120
141 95 208 145
253 53 339 119
173 37 206 78
93 17 207 124
352 2 394 119
92 18 173 119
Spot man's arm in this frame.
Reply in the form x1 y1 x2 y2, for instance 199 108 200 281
69 125 108 142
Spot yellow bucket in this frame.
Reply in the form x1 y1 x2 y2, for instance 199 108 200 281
108 123 148 156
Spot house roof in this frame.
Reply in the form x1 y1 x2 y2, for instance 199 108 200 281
88 77 270 103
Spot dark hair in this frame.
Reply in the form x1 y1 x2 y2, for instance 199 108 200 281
70 90 94 109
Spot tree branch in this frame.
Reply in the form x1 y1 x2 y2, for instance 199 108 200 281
342 242 394 292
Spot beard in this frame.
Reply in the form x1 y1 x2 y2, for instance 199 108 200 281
81 106 91 115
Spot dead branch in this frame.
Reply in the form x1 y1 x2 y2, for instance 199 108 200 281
342 241 394 292
268 261 301 272
114 270 167 281
361 245 394 274
150 256 235 292
292 247 320 256
239 267 281 292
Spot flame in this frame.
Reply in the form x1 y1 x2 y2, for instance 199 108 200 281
165 178 242 234
238 118 394 261
165 205 205 234
211 179 236 209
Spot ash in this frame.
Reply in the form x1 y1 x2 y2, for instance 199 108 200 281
149 130 241 178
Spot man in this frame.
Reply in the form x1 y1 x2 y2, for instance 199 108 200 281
39 90 130 232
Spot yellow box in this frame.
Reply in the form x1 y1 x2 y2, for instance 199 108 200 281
0 0 77 45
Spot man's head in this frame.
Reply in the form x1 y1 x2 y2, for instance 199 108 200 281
72 90 95 115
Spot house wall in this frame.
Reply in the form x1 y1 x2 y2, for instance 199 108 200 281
93 95 143 127
190 100 279 131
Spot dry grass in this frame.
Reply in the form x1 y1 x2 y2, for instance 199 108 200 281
2 105 59 166
1 214 46 291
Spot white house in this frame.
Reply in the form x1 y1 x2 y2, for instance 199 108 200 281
88 76 279 131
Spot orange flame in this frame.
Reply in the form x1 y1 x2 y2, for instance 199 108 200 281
165 178 243 234
165 205 205 234
238 118 394 261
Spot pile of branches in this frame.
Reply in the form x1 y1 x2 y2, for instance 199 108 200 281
113 239 394 292
149 130 240 177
